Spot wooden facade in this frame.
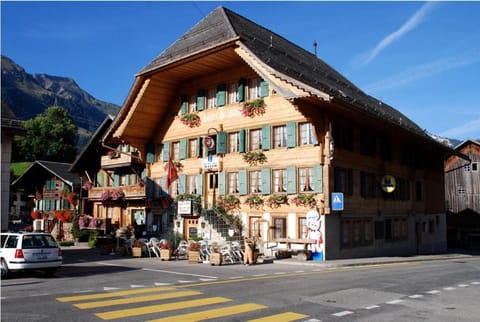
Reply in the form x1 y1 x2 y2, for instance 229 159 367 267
103 7 454 259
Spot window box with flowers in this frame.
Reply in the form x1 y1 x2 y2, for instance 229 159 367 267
111 189 125 200
241 98 265 117
180 112 201 127
290 193 317 208
54 210 73 223
266 194 289 208
242 151 267 166
245 195 264 209
173 161 184 172
100 191 111 201
217 195 241 211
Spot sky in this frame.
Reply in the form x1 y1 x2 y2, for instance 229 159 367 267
2 1 480 141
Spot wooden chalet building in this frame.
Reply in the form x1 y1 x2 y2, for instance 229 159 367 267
445 139 480 249
104 7 455 259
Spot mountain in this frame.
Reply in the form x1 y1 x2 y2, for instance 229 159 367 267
1 55 120 148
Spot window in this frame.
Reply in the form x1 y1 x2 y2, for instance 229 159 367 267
249 78 261 100
380 137 392 161
188 95 197 113
472 162 478 172
360 171 376 198
172 141 180 160
394 177 410 201
249 128 262 150
249 170 262 194
272 217 287 239
298 217 307 239
457 185 465 194
228 83 237 104
187 175 198 194
249 216 262 237
273 169 287 193
273 125 287 148
188 138 198 158
360 128 376 157
299 123 317 145
341 218 373 247
464 164 471 172
207 88 216 109
334 167 354 196
228 172 239 194
415 181 423 201
384 217 408 241
299 167 314 192
333 123 354 151
229 132 240 153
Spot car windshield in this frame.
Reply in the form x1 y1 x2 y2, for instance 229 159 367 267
22 235 58 249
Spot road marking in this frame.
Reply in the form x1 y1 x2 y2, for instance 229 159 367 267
154 282 172 286
457 284 469 287
130 284 147 288
332 310 354 317
141 267 217 279
74 290 201 309
409 294 424 299
96 296 232 320
386 299 403 304
426 290 440 294
365 305 380 310
471 281 480 285
146 303 267 322
247 311 310 321
56 286 175 302
443 287 455 291
178 280 196 283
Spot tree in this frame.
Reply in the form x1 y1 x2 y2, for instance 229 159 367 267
13 106 77 162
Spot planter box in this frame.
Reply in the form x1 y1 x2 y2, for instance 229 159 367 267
210 252 222 266
160 249 172 261
188 250 200 264
132 247 142 257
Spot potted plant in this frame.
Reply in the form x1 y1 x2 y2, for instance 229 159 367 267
240 98 265 117
245 195 264 209
188 241 200 263
159 240 173 261
180 112 201 127
242 151 267 166
266 194 289 208
290 193 317 208
132 239 143 257
209 243 222 266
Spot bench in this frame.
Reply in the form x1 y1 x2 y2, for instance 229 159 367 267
271 238 316 261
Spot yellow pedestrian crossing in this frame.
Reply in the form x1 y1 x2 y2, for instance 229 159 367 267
56 286 310 321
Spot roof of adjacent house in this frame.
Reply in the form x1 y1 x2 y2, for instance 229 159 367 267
139 6 424 137
12 160 80 188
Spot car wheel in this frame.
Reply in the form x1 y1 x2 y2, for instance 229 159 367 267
43 267 58 277
1 259 9 278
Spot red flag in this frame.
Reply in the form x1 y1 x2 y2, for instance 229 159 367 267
165 158 179 188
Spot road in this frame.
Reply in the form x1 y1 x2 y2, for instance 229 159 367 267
1 248 480 321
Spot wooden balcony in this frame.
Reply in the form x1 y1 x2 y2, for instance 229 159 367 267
101 151 143 169
88 185 146 199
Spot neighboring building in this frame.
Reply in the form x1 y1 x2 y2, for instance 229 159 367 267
104 7 456 259
445 139 480 249
69 116 148 237
1 103 25 231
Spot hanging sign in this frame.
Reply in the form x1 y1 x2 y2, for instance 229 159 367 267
203 136 215 150
178 200 192 215
381 175 396 193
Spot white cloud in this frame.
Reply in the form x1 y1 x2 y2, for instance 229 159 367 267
439 118 480 139
360 2 436 66
363 51 480 92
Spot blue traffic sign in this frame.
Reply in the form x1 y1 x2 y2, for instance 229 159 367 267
331 192 344 211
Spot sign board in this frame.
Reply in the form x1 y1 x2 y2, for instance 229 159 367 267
177 200 192 215
381 175 396 193
202 156 221 171
331 192 344 211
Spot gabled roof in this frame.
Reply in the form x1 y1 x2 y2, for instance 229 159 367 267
111 6 453 154
454 139 480 151
12 160 80 188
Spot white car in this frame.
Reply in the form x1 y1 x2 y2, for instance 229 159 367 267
1 231 62 278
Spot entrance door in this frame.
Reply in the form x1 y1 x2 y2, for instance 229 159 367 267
184 217 199 240
205 172 218 208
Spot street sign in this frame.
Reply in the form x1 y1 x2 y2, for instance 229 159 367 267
331 192 344 211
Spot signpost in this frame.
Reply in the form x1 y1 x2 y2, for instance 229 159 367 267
331 192 344 211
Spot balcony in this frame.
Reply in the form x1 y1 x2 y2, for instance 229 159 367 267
89 185 146 200
101 151 143 169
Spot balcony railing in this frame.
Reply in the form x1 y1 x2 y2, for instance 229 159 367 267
101 151 142 169
88 185 146 199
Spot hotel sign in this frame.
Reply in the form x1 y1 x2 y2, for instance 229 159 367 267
202 156 221 171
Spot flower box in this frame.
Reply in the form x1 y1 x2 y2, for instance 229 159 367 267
210 252 222 266
132 247 142 257
188 250 200 264
160 249 172 261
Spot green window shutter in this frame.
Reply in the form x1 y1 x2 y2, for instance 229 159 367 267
287 122 297 148
287 166 297 194
178 174 186 194
197 89 205 111
237 78 246 102
114 174 120 187
239 129 246 153
196 174 203 195
216 83 226 107
218 171 226 196
160 176 166 192
180 95 188 114
312 127 319 145
261 167 271 195
180 138 187 160
238 169 247 195
261 125 271 151
216 131 227 154
124 175 130 186
162 142 171 162
141 168 147 180
96 173 102 187
314 164 323 193
146 142 155 163
260 80 269 97
131 174 136 184
146 177 154 197
197 137 203 157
